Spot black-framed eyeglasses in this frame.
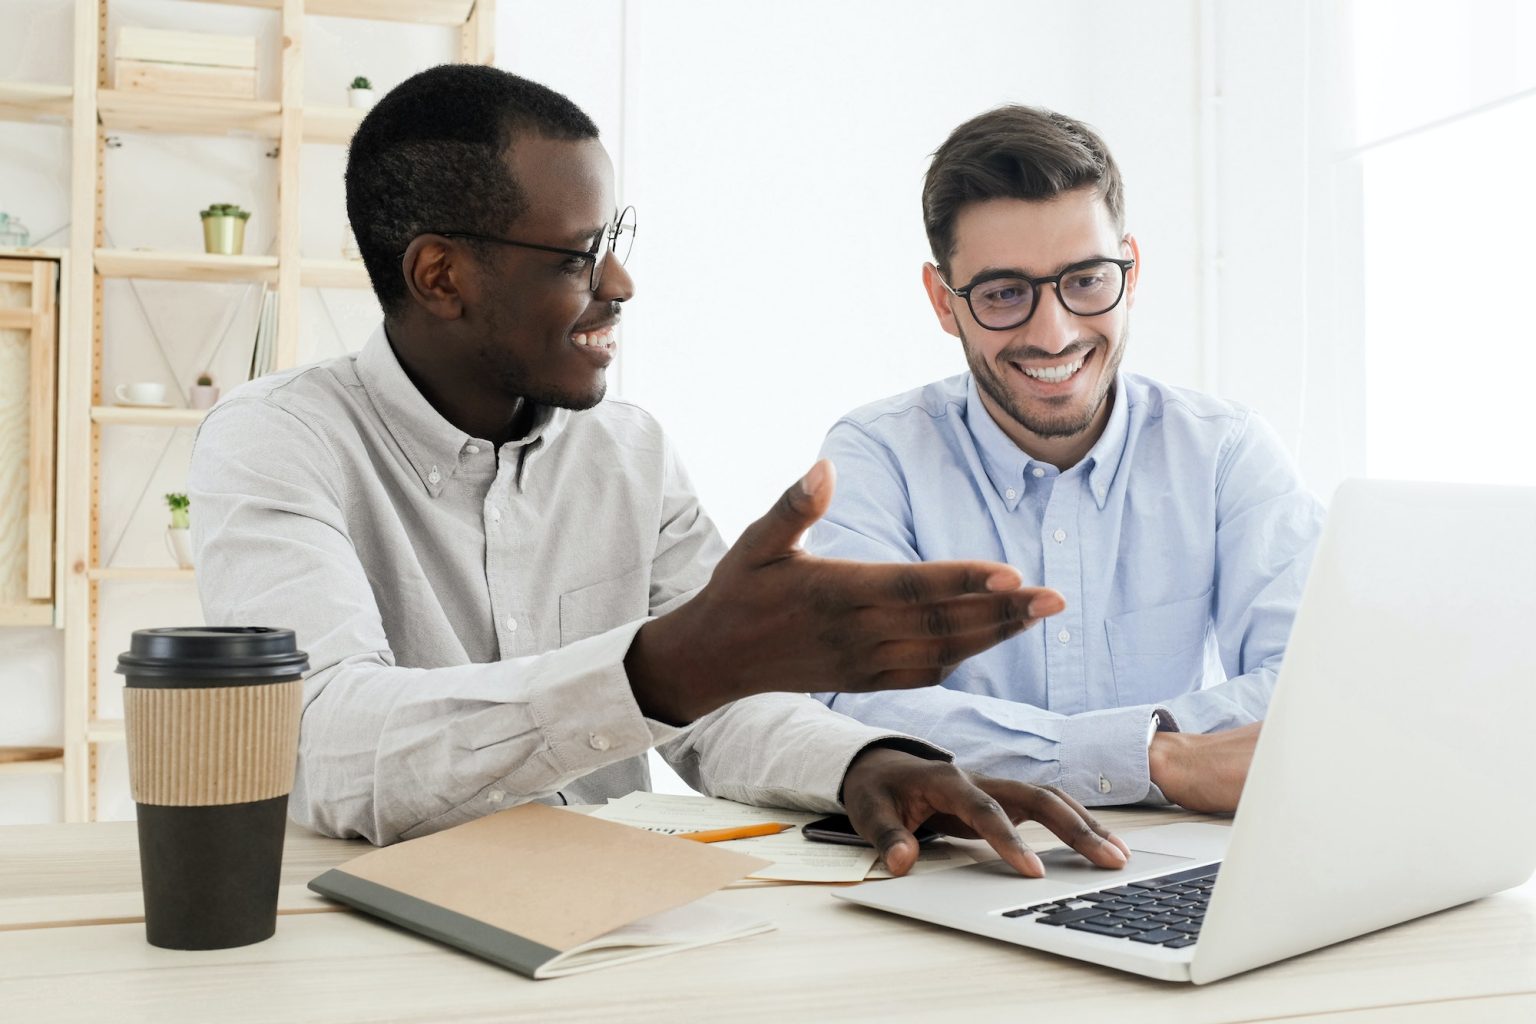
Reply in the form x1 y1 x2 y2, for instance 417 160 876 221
422 205 637 292
937 257 1135 331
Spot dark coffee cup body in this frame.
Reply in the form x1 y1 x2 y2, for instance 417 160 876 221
117 627 309 951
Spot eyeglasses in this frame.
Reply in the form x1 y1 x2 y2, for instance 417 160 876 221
938 257 1135 331
425 205 637 292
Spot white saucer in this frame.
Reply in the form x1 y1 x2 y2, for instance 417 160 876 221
114 400 172 408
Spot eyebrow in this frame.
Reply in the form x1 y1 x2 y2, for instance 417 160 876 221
965 254 1118 282
561 224 605 250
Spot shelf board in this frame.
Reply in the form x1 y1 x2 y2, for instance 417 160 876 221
92 406 209 427
302 105 365 145
87 720 126 744
0 82 72 125
88 567 196 582
98 89 281 139
177 0 474 24
96 248 278 284
0 757 65 777
300 258 370 289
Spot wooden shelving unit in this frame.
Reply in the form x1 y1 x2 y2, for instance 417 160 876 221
47 0 497 820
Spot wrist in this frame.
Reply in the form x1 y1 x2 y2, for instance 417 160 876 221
625 613 711 725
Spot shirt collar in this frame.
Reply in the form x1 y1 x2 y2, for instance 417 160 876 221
963 371 1131 512
355 325 566 497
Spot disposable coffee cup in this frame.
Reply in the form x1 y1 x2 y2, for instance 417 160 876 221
117 627 309 950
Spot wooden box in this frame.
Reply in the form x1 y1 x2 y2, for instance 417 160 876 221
114 27 258 100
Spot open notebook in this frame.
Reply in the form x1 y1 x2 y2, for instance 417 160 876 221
309 803 773 979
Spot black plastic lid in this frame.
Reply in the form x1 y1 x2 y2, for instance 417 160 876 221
116 627 310 687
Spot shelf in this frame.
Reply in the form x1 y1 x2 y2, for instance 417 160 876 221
0 82 72 125
87 720 125 744
302 105 365 145
98 89 280 139
88 568 196 583
300 258 370 289
92 406 209 427
180 0 475 24
0 756 64 777
95 248 278 284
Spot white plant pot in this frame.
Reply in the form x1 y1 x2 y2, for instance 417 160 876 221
165 527 194 570
189 384 220 410
348 88 375 110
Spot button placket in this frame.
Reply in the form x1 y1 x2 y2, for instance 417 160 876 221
1040 479 1087 715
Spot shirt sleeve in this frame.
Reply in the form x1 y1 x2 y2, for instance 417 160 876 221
805 420 1175 806
646 435 953 811
191 398 685 845
1160 410 1325 733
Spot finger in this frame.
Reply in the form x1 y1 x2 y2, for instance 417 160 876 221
1039 785 1132 862
856 588 1064 641
867 620 1034 677
841 559 1029 605
911 776 1044 877
845 789 924 877
726 460 836 569
1022 786 1130 869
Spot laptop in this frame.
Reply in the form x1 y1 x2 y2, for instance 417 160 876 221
834 479 1536 983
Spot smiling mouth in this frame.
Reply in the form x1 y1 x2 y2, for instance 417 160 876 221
571 322 617 351
1013 348 1091 383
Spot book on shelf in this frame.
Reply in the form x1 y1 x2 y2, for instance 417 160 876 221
248 284 277 380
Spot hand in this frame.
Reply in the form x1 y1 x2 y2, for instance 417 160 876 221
1149 721 1262 813
840 746 1132 877
626 460 1064 724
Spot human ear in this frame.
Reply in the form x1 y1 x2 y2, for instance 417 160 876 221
401 235 468 321
922 262 962 339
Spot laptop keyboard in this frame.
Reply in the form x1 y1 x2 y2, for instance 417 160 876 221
999 862 1219 949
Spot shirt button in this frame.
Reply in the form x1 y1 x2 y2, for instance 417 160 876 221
427 466 441 485
589 732 611 751
489 507 502 523
1057 629 1071 644
1098 774 1112 795
1031 467 1046 478
464 444 480 455
487 789 505 804
1053 528 1067 543
505 617 518 632
1005 488 1017 501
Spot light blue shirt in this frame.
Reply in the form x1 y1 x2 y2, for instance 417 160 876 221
807 372 1324 805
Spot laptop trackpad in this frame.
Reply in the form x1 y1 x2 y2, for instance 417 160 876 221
968 847 1202 894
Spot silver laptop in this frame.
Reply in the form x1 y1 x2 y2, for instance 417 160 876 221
835 479 1536 983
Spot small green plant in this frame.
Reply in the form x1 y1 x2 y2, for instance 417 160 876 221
195 372 214 387
350 76 372 90
199 203 250 221
165 493 190 530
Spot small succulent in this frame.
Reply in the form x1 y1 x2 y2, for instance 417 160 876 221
200 203 250 220
350 76 372 90
195 372 214 387
165 493 190 530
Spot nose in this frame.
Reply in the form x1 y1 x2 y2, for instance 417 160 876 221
596 251 635 302
1019 283 1076 354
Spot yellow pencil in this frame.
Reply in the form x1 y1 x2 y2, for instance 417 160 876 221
673 822 793 843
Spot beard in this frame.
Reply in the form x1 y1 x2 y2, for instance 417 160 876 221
961 322 1127 440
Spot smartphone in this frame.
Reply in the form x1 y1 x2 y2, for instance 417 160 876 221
801 813 942 847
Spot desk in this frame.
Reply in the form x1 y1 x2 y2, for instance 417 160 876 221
3 808 1534 1022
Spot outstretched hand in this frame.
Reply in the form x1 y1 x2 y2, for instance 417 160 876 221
840 746 1133 877
627 460 1064 723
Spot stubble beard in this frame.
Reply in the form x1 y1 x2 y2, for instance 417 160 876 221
962 323 1127 441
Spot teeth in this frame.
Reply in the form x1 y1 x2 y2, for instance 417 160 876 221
572 328 618 350
1022 356 1084 382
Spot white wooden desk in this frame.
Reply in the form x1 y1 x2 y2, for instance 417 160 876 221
3 808 1534 1023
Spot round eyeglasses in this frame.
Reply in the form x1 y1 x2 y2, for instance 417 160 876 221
938 257 1135 331
424 205 637 292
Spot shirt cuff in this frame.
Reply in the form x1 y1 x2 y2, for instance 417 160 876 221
1056 704 1173 805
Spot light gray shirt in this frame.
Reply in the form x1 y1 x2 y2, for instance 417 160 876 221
190 326 932 844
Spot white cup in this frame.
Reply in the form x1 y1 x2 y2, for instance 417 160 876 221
116 382 167 405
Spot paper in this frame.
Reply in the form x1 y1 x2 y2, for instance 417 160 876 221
591 793 880 883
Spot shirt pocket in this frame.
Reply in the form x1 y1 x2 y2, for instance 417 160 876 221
559 566 650 647
1104 589 1213 705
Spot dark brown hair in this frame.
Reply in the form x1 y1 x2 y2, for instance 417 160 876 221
922 105 1124 272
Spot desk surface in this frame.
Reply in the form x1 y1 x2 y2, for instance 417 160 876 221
3 807 1534 1023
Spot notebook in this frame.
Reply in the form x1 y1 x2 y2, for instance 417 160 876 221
310 802 774 979
835 479 1536 982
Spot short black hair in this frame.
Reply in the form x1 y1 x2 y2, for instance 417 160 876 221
345 64 599 314
922 105 1124 274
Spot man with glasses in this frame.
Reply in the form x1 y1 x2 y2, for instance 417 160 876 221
806 106 1324 813
186 67 1133 878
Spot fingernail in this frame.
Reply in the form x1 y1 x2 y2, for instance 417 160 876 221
1023 848 1046 877
1104 841 1128 864
985 569 1022 591
1026 593 1064 617
798 460 828 497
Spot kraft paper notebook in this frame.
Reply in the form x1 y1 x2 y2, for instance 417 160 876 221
309 803 773 979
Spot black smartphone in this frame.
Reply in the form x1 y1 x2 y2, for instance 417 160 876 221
801 813 942 847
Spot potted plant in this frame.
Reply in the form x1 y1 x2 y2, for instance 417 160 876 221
200 203 250 255
190 372 220 410
348 76 375 110
164 493 193 569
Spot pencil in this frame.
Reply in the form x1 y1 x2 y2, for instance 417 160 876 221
673 822 793 843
